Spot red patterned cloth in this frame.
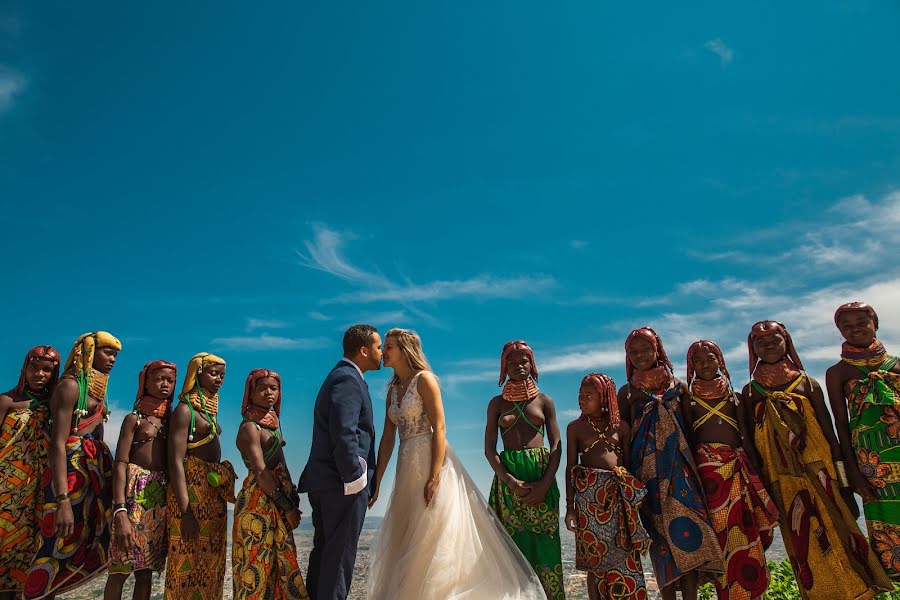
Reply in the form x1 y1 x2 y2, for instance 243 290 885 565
573 465 650 599
696 443 779 600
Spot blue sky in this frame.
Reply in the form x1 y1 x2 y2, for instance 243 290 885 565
2 2 899 516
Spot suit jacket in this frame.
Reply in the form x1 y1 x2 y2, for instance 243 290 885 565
298 360 376 495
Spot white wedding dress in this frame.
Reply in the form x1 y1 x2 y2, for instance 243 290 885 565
367 372 547 600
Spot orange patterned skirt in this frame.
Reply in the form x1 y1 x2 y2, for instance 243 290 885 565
232 463 309 599
0 408 47 593
164 456 235 600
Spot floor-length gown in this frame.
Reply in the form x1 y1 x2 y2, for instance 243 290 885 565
368 372 548 600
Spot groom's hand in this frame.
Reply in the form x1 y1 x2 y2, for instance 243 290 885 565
368 484 380 508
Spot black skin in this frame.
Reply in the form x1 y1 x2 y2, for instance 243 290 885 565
47 345 118 554
680 349 748 451
742 332 860 519
0 358 56 600
235 376 301 530
105 367 176 600
826 310 900 505
168 362 226 542
616 337 699 600
0 358 57 422
564 381 632 600
484 350 563 507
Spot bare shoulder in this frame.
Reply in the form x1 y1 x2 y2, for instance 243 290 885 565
538 392 556 409
55 377 78 394
416 371 440 390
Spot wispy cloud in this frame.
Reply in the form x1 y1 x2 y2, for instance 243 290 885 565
297 224 556 306
307 311 333 321
0 65 26 113
246 317 289 332
704 38 734 66
210 334 330 351
570 240 589 250
340 310 409 330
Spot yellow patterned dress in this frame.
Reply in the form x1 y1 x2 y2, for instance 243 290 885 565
233 463 309 599
752 376 893 600
165 456 236 600
0 406 48 593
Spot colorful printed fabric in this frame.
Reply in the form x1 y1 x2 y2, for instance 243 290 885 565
232 463 309 599
109 464 168 574
628 383 724 590
24 434 112 599
0 407 48 593
489 446 565 599
695 442 779 600
165 456 236 600
845 356 900 579
753 380 893 599
572 465 650 600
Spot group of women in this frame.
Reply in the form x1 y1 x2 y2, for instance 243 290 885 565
0 300 898 600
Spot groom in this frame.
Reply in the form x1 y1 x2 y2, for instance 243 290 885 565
298 324 381 600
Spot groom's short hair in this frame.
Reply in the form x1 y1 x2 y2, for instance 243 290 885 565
343 324 378 357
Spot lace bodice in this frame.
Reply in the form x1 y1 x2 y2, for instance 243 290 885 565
388 372 434 440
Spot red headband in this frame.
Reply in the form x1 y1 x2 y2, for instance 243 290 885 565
834 301 879 330
499 340 539 386
686 340 731 387
748 320 804 376
241 369 282 418
15 346 61 398
581 372 620 427
134 360 178 407
625 327 673 383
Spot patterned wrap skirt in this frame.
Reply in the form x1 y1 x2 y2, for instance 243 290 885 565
232 463 309 599
573 465 651 600
695 443 779 600
164 456 236 600
109 464 168 574
489 446 565 599
0 407 48 593
24 433 113 599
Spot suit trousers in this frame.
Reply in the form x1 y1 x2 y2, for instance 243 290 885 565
306 489 369 600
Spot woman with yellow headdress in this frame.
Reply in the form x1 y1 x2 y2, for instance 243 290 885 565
165 352 236 600
24 331 121 600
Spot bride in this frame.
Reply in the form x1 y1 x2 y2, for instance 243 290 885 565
367 328 547 600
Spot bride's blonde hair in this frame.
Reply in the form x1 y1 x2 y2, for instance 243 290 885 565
386 328 435 386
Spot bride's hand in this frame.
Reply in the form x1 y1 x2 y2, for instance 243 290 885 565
368 484 380 509
424 476 440 506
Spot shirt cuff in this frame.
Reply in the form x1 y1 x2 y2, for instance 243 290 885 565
343 457 367 495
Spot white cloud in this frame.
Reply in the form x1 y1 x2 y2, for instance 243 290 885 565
704 38 734 66
298 224 556 305
246 317 289 332
0 65 26 113
210 334 330 351
307 311 333 321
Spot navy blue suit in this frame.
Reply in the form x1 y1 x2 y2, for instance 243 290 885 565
298 360 376 600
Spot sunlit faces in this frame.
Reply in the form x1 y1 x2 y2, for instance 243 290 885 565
692 350 721 381
251 377 279 408
627 338 657 371
752 333 787 365
25 359 56 392
837 310 877 348
93 345 119 374
146 367 177 399
505 350 531 382
199 363 226 393
578 381 603 416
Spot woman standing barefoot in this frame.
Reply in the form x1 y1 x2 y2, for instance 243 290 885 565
486 340 565 599
233 369 308 599
367 329 545 600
